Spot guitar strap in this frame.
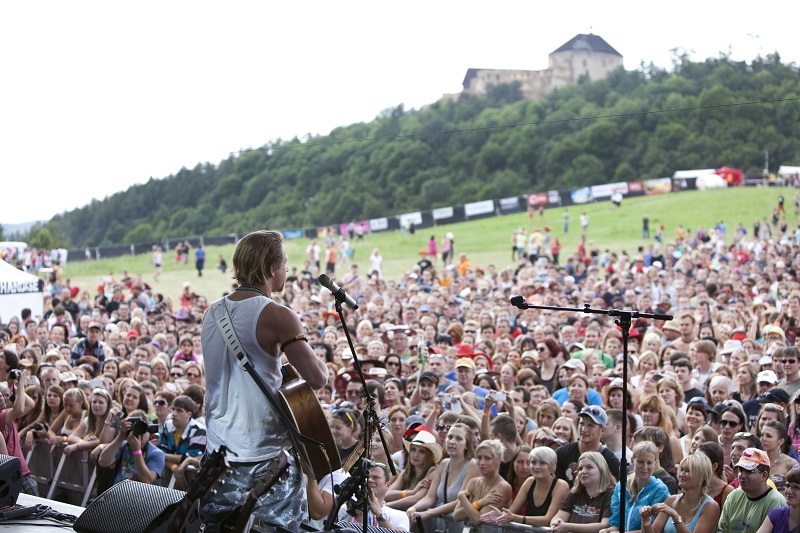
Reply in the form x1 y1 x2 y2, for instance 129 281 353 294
210 298 325 473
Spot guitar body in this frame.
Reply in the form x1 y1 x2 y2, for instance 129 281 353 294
278 364 341 478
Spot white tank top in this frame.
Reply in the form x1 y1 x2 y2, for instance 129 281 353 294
202 296 291 462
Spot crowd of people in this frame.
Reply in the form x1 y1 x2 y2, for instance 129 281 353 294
1 194 800 532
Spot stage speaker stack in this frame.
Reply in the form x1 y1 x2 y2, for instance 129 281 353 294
73 480 200 533
0 454 22 509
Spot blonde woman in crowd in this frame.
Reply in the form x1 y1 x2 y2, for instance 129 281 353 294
639 453 720 533
454 439 512 525
549 451 616 533
487 446 569 527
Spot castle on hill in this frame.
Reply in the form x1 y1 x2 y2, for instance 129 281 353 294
461 33 623 100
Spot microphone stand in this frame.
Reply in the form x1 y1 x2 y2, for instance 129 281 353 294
510 296 672 533
325 298 396 533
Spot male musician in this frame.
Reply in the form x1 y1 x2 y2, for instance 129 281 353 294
200 230 327 531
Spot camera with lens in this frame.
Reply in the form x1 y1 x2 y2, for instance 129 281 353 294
126 417 159 436
8 369 22 381
33 422 50 432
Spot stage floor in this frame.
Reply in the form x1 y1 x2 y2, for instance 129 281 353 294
1 494 84 531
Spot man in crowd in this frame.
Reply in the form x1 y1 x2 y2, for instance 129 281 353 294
717 448 785 533
555 406 621 483
99 409 165 487
70 321 106 368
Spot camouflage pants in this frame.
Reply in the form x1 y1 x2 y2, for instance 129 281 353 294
199 452 308 532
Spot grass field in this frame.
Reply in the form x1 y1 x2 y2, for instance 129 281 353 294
58 187 793 303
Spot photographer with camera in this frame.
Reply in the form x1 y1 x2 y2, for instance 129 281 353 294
0 365 38 495
98 408 164 487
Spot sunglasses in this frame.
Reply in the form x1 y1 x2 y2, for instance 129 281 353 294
170 372 184 377
719 419 741 427
781 359 798 365
464 330 477 335
186 373 200 378
153 400 168 406
534 437 555 445
436 424 451 432
386 361 400 366
536 347 547 352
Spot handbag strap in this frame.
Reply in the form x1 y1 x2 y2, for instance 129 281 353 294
210 298 325 462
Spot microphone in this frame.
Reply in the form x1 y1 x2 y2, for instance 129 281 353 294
510 295 527 309
319 274 359 310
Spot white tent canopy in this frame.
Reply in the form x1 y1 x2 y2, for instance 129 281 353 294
778 165 800 176
0 259 43 324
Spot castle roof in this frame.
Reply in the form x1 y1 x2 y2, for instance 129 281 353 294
552 34 621 56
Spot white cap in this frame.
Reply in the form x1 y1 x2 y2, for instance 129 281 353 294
757 370 778 384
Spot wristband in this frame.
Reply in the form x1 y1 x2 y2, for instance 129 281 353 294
432 407 438 413
132 449 143 456
408 507 416 514
473 501 480 511
171 464 178 471
63 436 68 443
522 516 526 525
402 490 407 498
483 411 491 417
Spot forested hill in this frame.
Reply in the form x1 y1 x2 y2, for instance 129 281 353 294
47 54 800 247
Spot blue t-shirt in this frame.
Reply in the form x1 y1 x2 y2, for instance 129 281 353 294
552 387 604 406
113 441 165 485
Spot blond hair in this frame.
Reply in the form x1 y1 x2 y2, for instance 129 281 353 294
231 230 285 288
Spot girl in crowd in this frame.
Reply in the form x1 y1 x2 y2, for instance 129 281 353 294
454 439 512 525
696 442 735 508
690 426 719 454
734 363 758 403
23 384 64 450
383 354 403 377
639 453 720 533
633 351 660 389
658 378 687 435
535 399 561 431
755 403 787 438
566 374 591 407
150 358 169 386
603 441 670 533
152 390 176 433
756 463 800 532
102 357 119 380
549 451 616 533
562 399 585 426
505 446 532 503
184 362 204 388
682 398 710 456
120 384 150 417
489 446 569 527
761 419 798 477
405 423 478 521
386 429 442 509
387 405 409 455
535 338 562 393
552 416 578 443
64 388 114 454
48 388 87 449
639 394 684 464
330 408 361 461
383 378 407 409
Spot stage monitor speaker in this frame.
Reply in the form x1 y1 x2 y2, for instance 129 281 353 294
0 454 22 509
73 480 201 533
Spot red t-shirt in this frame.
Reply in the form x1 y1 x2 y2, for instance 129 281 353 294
0 409 31 475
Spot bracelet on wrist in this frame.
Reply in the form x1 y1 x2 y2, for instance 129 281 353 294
132 449 143 456
472 501 480 511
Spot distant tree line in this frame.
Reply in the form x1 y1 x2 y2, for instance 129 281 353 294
27 53 800 248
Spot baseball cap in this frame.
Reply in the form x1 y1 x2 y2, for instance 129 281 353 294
735 448 770 470
455 358 476 370
759 356 774 367
563 359 586 372
88 321 102 330
419 371 440 386
720 340 743 356
757 370 778 384
759 389 790 404
579 405 608 426
608 378 625 391
662 322 681 333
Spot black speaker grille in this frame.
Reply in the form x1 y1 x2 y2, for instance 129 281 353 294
73 480 185 533
0 454 22 509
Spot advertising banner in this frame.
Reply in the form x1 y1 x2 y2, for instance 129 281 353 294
644 178 672 195
499 197 521 211
527 193 548 206
432 207 454 221
591 182 629 198
369 218 389 232
570 187 593 204
464 200 495 217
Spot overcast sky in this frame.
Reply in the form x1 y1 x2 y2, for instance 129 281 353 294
1 1 797 225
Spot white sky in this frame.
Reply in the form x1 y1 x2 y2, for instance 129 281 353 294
1 1 797 224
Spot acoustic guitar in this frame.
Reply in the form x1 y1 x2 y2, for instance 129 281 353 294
278 363 342 479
